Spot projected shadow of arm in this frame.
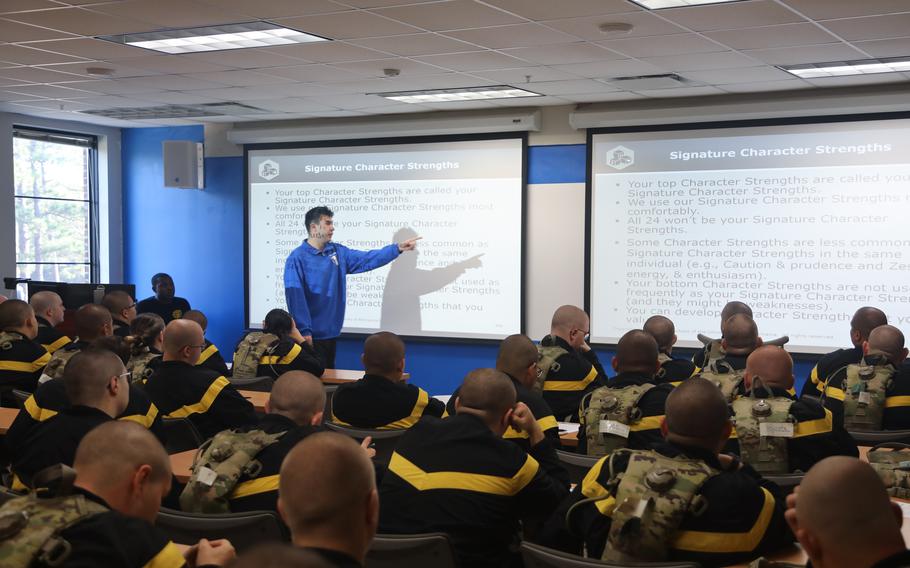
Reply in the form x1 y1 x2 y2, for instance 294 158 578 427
380 228 483 335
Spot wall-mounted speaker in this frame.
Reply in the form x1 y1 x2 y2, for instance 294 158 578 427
163 140 204 189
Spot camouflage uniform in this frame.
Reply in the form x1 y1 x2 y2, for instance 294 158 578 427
823 354 910 431
0 331 51 392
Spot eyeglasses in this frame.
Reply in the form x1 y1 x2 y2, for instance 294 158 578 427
184 344 206 350
118 371 132 382
126 303 137 309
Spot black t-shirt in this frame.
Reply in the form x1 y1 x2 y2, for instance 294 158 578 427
136 296 191 323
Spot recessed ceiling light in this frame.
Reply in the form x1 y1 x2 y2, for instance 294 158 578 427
781 57 910 78
629 0 746 9
98 21 328 54
373 85 542 104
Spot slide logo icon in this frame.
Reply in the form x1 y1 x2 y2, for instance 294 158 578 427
259 159 280 180
606 146 634 170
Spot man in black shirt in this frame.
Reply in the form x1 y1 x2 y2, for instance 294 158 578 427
182 309 230 376
0 299 50 392
693 300 753 368
644 315 696 384
279 431 378 568
137 273 191 323
30 290 72 354
102 290 137 338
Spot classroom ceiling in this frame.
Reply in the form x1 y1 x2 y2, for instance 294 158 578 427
0 0 909 127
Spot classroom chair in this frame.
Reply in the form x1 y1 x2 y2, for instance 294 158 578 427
323 422 406 465
520 542 700 568
155 507 288 553
365 533 457 568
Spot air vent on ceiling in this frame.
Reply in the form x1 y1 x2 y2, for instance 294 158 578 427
80 102 267 120
604 73 689 90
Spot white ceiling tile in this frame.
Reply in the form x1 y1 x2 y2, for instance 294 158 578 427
5 83 98 98
258 63 369 82
782 0 910 20
192 70 296 87
0 1 61 14
193 0 347 19
374 73 492 90
804 74 910 87
259 42 388 63
527 79 617 95
443 23 579 49
641 51 762 72
820 14 910 42
414 50 529 71
181 50 306 70
659 1 806 32
414 99 504 110
0 90 46 102
18 38 148 61
558 91 646 102
0 18 78 41
704 23 840 50
347 33 478 56
373 1 523 32
9 98 95 111
60 79 162 95
468 66 585 84
635 85 728 98
39 61 163 78
717 79 813 93
331 57 448 77
114 56 232 74
744 43 868 65
0 44 88 66
6 7 158 35
252 97 339 112
112 75 229 91
89 0 253 29
130 91 229 104
598 33 727 58
0 77 33 88
0 65 87 83
481 0 639 21
488 95 571 107
276 11 422 40
501 43 624 66
551 59 666 79
682 65 795 84
75 95 161 108
852 37 910 58
542 12 687 41
303 93 399 109
190 85 308 101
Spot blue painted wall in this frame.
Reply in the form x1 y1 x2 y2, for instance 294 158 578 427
122 130 817 395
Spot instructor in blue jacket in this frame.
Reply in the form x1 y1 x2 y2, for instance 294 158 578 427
284 205 420 368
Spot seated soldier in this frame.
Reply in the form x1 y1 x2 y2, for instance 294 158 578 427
182 309 230 376
538 377 793 565
0 421 234 567
137 272 191 323
693 313 763 402
446 334 561 451
180 371 326 515
538 305 607 421
126 312 165 384
787 456 910 568
379 369 568 568
577 330 672 456
801 306 887 398
279 432 378 568
728 345 857 474
11 349 129 488
332 332 443 429
101 290 137 338
823 324 910 430
30 290 72 354
233 309 324 381
0 299 50 392
41 304 114 382
145 319 257 439
643 315 695 384
693 301 753 368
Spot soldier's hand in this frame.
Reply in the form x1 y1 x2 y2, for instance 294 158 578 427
190 538 235 567
511 402 544 446
301 334 313 347
361 436 377 459
716 453 741 470
398 236 422 252
784 487 800 535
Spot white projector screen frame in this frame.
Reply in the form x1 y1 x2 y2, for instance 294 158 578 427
586 113 910 355
244 133 526 342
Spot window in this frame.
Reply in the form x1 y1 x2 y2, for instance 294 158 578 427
13 128 98 283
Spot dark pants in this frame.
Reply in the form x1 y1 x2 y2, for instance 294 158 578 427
313 338 337 369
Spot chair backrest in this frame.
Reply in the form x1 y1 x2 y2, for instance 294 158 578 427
366 533 457 568
10 389 30 409
228 376 274 391
161 417 204 454
849 430 910 445
323 385 338 424
155 507 288 552
323 422 406 465
764 473 804 496
520 542 701 568
556 450 599 485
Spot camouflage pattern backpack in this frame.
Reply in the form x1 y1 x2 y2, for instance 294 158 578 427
731 378 795 475
867 443 910 499
232 332 279 380
655 353 672 381
839 355 894 431
0 331 23 351
179 428 285 514
700 339 726 369
127 349 161 385
694 359 744 403
534 344 568 393
41 344 82 382
601 449 719 562
581 384 654 457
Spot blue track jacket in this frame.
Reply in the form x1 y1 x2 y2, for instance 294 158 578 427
284 240 400 339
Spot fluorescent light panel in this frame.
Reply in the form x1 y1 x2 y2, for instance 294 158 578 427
375 85 541 103
99 22 327 54
782 57 910 78
630 0 746 8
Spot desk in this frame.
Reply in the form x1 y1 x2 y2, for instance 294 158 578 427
238 390 268 413
171 449 196 483
559 422 579 448
0 407 17 434
321 369 409 384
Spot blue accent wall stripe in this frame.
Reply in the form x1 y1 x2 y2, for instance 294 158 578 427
528 144 586 184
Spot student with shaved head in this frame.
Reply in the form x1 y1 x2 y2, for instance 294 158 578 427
644 315 696 384
101 289 137 338
727 345 857 473
379 368 568 568
538 305 608 421
693 300 754 368
540 377 792 565
801 306 888 398
182 309 230 376
30 290 72 353
40 303 114 382
577 329 673 456
144 319 256 439
0 299 50 392
822 324 910 430
331 332 444 429
787 456 910 568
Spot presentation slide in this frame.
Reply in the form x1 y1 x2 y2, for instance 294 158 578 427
247 137 523 340
590 118 910 353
